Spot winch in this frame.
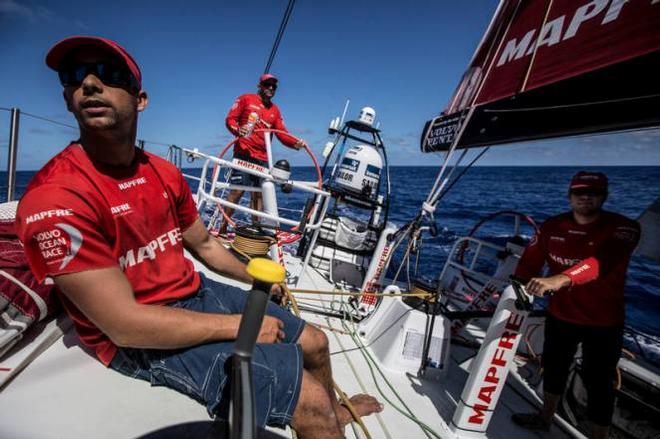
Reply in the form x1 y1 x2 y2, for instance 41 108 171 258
230 225 276 262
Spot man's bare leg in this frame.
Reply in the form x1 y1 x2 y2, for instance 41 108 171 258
298 325 383 426
250 192 263 224
540 392 561 423
591 424 609 439
218 189 244 234
291 370 344 439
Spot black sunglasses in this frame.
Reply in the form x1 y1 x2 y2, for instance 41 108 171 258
260 82 278 90
58 62 139 90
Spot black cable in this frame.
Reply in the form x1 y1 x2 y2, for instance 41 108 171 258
271 0 295 70
3 109 177 148
140 139 173 147
264 0 296 73
20 111 77 130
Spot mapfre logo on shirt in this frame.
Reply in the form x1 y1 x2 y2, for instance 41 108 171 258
25 209 74 224
549 253 580 267
119 227 183 270
118 177 147 191
110 203 132 217
32 223 82 269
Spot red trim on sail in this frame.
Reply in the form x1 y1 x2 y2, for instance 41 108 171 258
453 0 660 109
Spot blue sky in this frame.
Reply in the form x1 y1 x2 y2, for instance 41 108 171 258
1 0 659 170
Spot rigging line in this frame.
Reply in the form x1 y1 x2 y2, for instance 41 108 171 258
338 304 442 439
330 307 420 356
327 315 393 439
0 106 13 112
264 0 296 73
391 238 414 285
428 147 469 207
423 109 470 199
424 106 476 207
265 7 289 72
20 111 77 130
432 146 490 206
140 139 172 147
272 0 296 69
483 93 660 113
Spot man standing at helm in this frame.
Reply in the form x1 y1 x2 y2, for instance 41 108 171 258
511 171 640 439
220 74 307 234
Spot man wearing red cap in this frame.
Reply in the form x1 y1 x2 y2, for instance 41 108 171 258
220 74 307 233
15 36 380 438
512 171 640 439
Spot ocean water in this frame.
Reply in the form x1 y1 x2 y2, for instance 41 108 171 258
4 166 660 362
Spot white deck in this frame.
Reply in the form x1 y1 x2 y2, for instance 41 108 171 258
0 246 577 438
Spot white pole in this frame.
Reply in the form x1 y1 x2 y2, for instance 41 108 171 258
264 131 274 170
339 99 350 125
6 108 20 202
451 284 534 437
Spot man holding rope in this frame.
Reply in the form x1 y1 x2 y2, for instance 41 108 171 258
220 73 307 234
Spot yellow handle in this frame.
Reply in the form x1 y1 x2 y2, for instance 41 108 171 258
246 258 285 284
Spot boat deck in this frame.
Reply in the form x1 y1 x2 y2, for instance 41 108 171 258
0 249 576 438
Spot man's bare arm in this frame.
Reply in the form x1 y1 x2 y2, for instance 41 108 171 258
54 267 242 348
182 218 252 283
54 267 284 348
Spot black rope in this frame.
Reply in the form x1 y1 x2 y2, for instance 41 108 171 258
0 106 77 130
140 139 172 147
264 0 296 73
20 111 78 130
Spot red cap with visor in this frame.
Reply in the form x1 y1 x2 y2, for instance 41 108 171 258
45 36 142 89
569 171 608 192
259 73 278 83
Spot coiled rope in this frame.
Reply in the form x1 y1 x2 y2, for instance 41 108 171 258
229 230 276 260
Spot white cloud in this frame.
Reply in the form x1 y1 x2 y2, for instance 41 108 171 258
0 0 33 19
73 19 90 30
0 0 53 22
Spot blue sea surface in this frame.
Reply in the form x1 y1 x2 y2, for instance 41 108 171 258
4 165 660 360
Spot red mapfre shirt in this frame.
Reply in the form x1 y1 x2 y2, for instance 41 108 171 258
515 211 640 327
16 143 200 365
225 93 298 161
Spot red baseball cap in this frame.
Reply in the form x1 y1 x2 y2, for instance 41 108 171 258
45 36 142 89
569 171 608 191
259 73 278 83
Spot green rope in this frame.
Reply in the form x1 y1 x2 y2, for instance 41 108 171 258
337 302 445 439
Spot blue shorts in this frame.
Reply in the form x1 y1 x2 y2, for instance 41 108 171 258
110 273 305 427
228 155 268 187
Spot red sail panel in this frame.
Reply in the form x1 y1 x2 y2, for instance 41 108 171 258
474 0 660 106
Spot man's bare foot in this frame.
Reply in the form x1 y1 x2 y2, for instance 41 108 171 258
336 394 384 426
